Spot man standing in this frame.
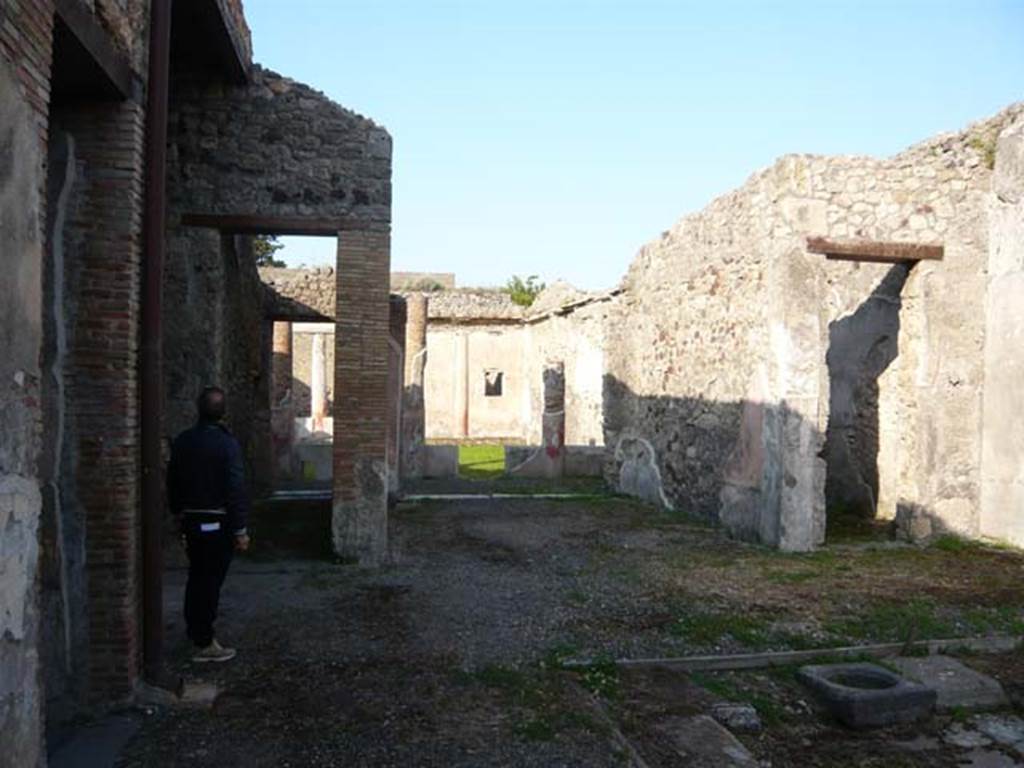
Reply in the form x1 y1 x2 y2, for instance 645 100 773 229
167 386 251 662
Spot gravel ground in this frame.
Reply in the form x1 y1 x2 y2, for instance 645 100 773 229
117 494 1024 767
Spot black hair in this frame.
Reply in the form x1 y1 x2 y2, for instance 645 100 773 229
197 386 227 422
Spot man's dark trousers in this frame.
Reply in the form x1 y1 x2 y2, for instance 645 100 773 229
184 522 234 648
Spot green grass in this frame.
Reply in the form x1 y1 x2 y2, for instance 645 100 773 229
826 599 953 643
458 444 506 479
689 672 788 725
671 611 773 648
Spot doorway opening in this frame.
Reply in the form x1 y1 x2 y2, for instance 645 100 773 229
823 264 911 542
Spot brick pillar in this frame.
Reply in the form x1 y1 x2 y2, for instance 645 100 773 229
58 98 147 702
333 228 390 564
401 294 428 480
271 321 293 480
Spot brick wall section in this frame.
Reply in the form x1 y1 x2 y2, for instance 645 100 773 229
57 98 147 702
333 229 391 563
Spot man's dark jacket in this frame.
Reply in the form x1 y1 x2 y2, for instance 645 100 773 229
167 420 249 535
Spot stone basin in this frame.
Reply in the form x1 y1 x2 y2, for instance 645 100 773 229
797 662 937 729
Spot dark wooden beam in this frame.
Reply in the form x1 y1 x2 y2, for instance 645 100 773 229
180 214 357 236
807 237 944 264
52 0 141 102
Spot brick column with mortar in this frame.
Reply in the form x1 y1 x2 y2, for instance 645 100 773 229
333 228 391 564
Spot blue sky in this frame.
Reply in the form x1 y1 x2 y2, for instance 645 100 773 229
245 1 1024 290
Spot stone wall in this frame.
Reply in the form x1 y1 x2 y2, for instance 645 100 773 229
261 267 335 321
606 105 1024 550
0 27 49 765
523 296 612 448
168 66 391 226
167 64 393 523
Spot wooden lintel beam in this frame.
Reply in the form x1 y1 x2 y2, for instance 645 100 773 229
54 0 140 101
807 237 944 264
180 214 359 237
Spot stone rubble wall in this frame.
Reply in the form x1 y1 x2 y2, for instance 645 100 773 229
169 66 391 226
607 104 1024 549
167 64 393 478
260 267 335 321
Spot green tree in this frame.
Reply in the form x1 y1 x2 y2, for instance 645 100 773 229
505 274 545 307
253 235 286 267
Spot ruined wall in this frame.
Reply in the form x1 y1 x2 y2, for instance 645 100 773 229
0 25 48 764
423 323 528 441
167 66 391 487
980 119 1024 545
607 106 1021 549
261 267 335 320
523 294 611 448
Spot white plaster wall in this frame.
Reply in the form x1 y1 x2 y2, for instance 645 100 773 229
981 118 1024 544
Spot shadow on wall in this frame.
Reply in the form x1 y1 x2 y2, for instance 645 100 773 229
603 370 941 550
823 263 910 525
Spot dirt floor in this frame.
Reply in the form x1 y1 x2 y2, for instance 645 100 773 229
117 491 1024 767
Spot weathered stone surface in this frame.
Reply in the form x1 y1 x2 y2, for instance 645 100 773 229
710 702 763 733
653 714 758 766
891 656 1009 712
606 104 1024 550
973 714 1024 754
0 53 44 768
509 362 566 479
981 119 1024 546
423 445 458 479
797 662 937 729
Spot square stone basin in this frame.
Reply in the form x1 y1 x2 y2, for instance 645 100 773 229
797 662 937 729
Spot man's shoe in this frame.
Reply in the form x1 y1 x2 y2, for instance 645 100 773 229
191 639 236 663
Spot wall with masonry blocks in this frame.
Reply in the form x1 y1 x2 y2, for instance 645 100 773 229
1 0 156 754
166 65 393 561
0 2 54 761
606 104 1024 550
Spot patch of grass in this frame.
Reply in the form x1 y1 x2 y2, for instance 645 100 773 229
827 599 954 643
764 569 817 585
961 606 1024 636
566 588 589 606
968 135 998 170
576 654 620 699
473 664 529 690
689 672 788 726
670 610 773 648
458 443 506 479
931 534 977 553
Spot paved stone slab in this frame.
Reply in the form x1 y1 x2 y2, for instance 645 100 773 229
891 655 1009 712
49 714 140 768
960 749 1023 768
974 714 1024 753
654 714 758 767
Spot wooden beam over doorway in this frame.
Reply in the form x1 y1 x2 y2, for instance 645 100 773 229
180 214 356 237
807 237 944 264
